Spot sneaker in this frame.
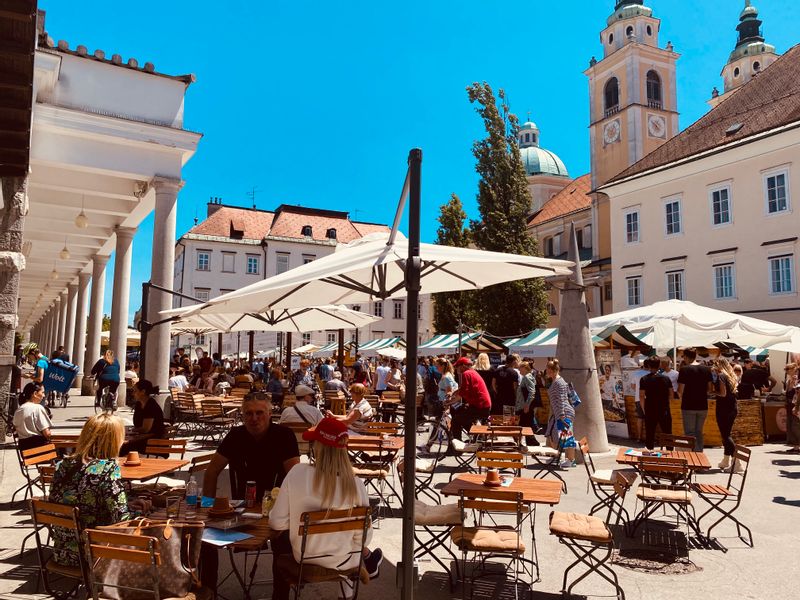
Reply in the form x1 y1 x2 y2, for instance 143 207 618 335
416 444 430 455
363 548 383 580
559 459 575 469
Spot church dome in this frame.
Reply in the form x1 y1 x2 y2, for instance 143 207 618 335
517 121 569 178
607 1 652 26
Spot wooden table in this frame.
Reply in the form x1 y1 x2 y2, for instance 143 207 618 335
615 447 711 470
118 457 189 481
441 473 562 505
348 433 405 452
469 425 535 437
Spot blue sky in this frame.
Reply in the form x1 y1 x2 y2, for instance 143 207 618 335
42 0 798 321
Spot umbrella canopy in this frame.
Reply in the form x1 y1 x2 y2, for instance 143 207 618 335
508 326 648 357
291 343 320 355
358 336 405 357
100 328 141 347
417 332 509 356
589 299 798 350
377 347 406 360
163 304 381 334
173 232 573 317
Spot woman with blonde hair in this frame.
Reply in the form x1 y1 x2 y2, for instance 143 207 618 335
713 357 741 471
49 413 148 566
270 417 383 599
327 382 374 429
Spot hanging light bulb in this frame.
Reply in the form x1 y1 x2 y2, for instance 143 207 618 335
59 236 70 260
50 261 59 281
75 195 89 229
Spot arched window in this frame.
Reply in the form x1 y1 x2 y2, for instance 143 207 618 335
547 302 557 316
326 228 337 240
626 25 634 38
646 70 662 108
753 61 761 72
604 77 620 115
301 225 312 237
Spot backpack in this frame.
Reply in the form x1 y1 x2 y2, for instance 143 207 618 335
567 382 582 408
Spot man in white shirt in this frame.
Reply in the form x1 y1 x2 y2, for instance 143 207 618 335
167 368 189 391
279 384 324 426
374 359 391 396
660 357 680 394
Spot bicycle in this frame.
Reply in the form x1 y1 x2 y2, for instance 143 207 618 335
417 400 455 461
46 389 69 409
95 386 117 413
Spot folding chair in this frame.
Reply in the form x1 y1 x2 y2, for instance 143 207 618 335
476 451 524 477
284 422 313 460
693 445 753 546
355 421 401 437
631 456 701 540
275 507 371 600
144 438 188 459
449 438 483 482
656 433 695 451
199 399 237 443
413 500 461 590
398 452 441 504
17 443 58 502
451 488 531 600
577 437 637 520
525 440 568 493
486 426 524 453
84 529 162 600
348 437 403 518
30 499 89 600
549 472 629 600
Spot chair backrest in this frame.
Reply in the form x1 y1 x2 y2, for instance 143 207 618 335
382 390 401 401
85 529 161 599
357 422 400 436
637 455 689 485
577 436 596 479
22 443 58 468
200 399 225 417
607 472 631 526
38 464 56 494
476 451 524 473
656 433 695 450
458 488 528 525
31 500 88 586
727 445 752 493
144 438 187 459
487 425 523 450
188 452 216 478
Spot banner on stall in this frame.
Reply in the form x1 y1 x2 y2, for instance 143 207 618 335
596 349 625 423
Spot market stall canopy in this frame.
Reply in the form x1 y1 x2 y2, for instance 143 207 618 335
162 304 381 334
358 336 405 357
172 232 574 317
417 332 510 356
377 347 406 360
589 300 798 350
100 328 141 347
507 325 648 357
291 343 320 355
592 325 652 350
315 340 354 358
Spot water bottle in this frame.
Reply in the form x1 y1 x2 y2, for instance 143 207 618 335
186 476 198 518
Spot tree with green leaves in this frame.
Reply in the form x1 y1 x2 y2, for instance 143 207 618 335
466 82 549 335
432 193 480 333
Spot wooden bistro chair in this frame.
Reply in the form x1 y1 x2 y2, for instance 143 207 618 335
354 421 401 437
199 398 237 443
412 499 462 590
486 425 524 453
548 472 630 600
30 499 90 600
144 438 187 459
275 507 371 600
656 433 695 451
17 443 58 502
692 445 754 546
578 437 637 520
348 437 403 519
525 441 568 494
84 529 162 600
172 392 202 435
476 451 524 477
284 422 313 460
451 488 531 599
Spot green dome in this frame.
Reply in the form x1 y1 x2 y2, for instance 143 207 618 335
517 122 569 177
607 1 652 26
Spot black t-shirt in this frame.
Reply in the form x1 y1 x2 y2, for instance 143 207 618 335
716 373 738 412
133 398 165 437
218 424 299 500
493 366 518 405
738 367 769 399
677 364 712 411
639 372 672 412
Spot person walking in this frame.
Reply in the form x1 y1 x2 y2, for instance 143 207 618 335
90 349 121 409
713 358 741 472
677 348 713 451
545 359 577 468
515 361 539 446
639 356 674 450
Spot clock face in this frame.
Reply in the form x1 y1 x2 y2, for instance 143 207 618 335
647 114 666 139
603 119 621 145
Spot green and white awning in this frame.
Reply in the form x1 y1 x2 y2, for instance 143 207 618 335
358 336 405 356
418 332 509 356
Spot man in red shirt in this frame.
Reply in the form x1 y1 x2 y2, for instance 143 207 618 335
450 357 492 441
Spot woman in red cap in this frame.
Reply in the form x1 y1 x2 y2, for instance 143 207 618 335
269 417 383 599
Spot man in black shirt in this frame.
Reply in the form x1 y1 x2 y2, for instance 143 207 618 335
677 348 714 451
738 358 776 399
492 354 519 413
639 357 674 449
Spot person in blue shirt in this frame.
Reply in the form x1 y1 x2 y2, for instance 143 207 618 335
90 349 121 409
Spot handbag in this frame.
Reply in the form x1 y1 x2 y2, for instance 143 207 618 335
93 518 204 600
567 382 582 408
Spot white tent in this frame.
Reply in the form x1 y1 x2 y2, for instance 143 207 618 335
173 232 573 317
291 343 320 355
377 347 406 360
358 336 405 357
100 328 141 347
588 299 798 352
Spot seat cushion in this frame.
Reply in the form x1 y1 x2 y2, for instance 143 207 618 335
636 485 692 503
549 511 612 543
526 446 558 457
414 500 461 526
353 467 389 479
451 439 480 453
450 526 525 553
415 458 435 474
591 468 638 486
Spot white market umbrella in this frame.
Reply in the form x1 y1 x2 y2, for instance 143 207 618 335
100 328 141 347
173 232 573 316
163 304 381 334
291 343 320 355
377 346 406 360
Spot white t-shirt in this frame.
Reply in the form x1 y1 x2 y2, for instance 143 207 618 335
269 463 371 570
279 401 324 426
350 398 375 428
168 375 189 391
375 365 391 391
663 369 679 392
13 402 52 440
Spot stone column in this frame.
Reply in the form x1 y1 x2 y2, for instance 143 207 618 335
72 273 90 390
44 305 56 355
0 176 27 437
82 255 108 395
109 226 136 405
64 283 78 363
56 290 68 350
145 178 183 390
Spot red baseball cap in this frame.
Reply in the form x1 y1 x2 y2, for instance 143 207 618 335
302 417 349 448
454 357 472 368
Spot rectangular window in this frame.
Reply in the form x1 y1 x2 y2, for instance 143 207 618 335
769 255 794 294
276 253 290 274
194 334 206 345
220 289 234 296
302 333 311 345
197 251 210 271
626 277 642 307
575 229 583 250
583 225 593 248
604 281 613 301
664 198 681 235
714 263 736 299
625 211 639 244
302 255 316 264
710 186 732 226
373 301 383 317
194 288 210 303
221 252 235 273
246 255 260 275
393 301 403 319
326 332 337 344
373 331 384 340
666 270 684 300
766 171 789 214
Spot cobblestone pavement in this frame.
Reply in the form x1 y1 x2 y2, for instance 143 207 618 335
1 395 798 599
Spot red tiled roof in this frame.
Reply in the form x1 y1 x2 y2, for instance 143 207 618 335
608 44 800 184
529 174 592 226
188 206 274 240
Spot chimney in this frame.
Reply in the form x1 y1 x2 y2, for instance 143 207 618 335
207 196 224 218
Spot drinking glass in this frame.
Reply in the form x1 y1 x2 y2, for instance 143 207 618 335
503 405 514 425
166 496 181 519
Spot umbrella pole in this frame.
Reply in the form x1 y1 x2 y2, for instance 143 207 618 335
337 329 345 372
401 148 422 599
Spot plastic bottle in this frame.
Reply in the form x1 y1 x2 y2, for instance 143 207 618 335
186 476 198 518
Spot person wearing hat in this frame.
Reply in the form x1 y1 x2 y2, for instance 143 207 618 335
279 384 324 426
449 357 492 441
269 417 383 599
